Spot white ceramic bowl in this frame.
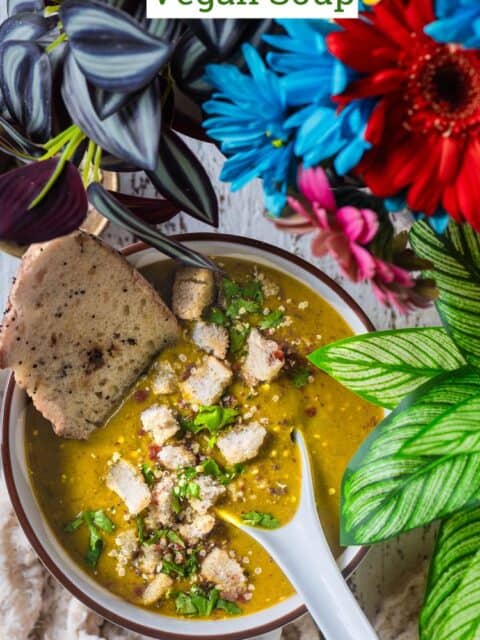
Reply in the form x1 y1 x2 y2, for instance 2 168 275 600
2 234 374 640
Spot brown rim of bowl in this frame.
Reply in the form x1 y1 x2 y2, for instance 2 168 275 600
2 233 373 640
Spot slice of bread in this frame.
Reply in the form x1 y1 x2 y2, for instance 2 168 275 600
0 231 179 439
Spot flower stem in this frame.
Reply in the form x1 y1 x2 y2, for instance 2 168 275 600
82 140 97 186
93 146 103 183
43 124 77 152
44 4 61 15
46 31 68 54
28 128 85 210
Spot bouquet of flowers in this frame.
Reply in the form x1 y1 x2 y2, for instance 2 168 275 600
203 0 480 310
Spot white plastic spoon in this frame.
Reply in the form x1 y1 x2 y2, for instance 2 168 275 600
218 431 378 640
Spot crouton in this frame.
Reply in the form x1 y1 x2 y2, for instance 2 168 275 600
201 548 247 601
178 514 216 545
138 543 162 577
172 267 215 320
0 230 179 439
157 444 196 471
242 328 284 385
142 573 173 605
192 321 229 359
217 422 267 465
141 405 179 446
145 473 176 529
190 475 226 514
145 473 175 528
106 459 151 515
152 361 178 395
180 355 232 406
113 528 138 577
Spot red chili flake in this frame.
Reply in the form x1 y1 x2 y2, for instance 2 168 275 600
274 350 285 362
148 444 161 460
133 585 144 597
305 407 317 417
134 389 148 402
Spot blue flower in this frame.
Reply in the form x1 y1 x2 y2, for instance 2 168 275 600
425 0 480 47
203 44 294 216
264 20 375 176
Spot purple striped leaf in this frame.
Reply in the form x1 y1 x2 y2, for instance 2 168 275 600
87 183 219 271
0 13 50 43
7 0 44 15
0 41 52 142
147 128 218 226
112 192 180 224
0 159 88 243
184 20 248 57
62 53 161 171
60 0 172 93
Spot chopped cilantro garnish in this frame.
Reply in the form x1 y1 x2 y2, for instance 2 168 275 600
202 458 244 485
145 528 185 548
136 515 146 543
205 307 227 326
162 549 198 578
241 511 280 529
171 467 202 513
222 277 264 320
290 365 311 388
182 405 239 438
229 325 250 354
217 598 242 614
259 309 285 330
174 586 241 617
141 463 156 487
65 510 115 568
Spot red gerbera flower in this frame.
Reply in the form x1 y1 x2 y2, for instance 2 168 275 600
327 0 480 230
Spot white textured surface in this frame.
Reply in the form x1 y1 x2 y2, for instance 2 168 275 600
0 139 438 639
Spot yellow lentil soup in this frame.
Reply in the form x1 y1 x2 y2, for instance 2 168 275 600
26 256 381 619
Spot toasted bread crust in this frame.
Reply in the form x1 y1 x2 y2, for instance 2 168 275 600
0 231 179 438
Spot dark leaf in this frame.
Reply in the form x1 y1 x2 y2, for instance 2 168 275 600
88 83 136 121
99 152 137 172
7 0 44 15
62 53 161 171
0 41 52 142
172 88 211 142
0 159 88 244
87 183 220 272
60 0 172 93
0 12 50 43
170 32 212 98
112 192 180 224
184 20 248 58
0 115 44 159
147 128 218 226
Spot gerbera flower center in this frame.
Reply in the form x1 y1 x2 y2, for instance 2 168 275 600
405 43 480 135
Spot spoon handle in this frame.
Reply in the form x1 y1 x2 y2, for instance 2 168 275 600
261 516 378 640
248 432 379 640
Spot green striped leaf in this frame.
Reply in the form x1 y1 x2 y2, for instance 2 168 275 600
341 367 480 545
421 506 480 640
402 395 480 457
308 328 465 409
410 221 480 367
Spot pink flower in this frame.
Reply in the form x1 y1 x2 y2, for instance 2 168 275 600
289 167 379 282
287 166 433 314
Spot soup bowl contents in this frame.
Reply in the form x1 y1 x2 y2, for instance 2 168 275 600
25 253 382 621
